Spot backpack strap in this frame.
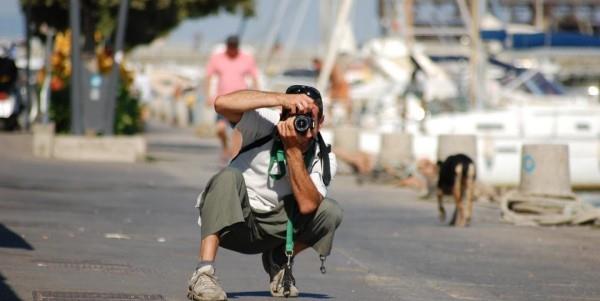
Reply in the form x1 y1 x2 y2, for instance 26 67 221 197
316 133 332 186
230 131 274 162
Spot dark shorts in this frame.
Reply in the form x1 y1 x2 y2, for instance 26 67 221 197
196 167 343 256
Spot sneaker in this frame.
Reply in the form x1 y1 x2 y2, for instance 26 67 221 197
262 247 299 297
187 265 227 301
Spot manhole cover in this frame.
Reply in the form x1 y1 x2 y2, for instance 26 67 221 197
34 260 150 275
33 291 165 301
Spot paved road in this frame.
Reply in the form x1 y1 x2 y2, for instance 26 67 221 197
1 123 599 301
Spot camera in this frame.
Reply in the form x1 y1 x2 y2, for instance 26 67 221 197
294 114 314 134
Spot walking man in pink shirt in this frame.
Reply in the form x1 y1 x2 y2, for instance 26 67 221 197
204 35 259 161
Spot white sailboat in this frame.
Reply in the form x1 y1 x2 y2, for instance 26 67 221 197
265 0 600 188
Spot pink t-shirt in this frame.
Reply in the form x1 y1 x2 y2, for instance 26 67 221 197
205 51 259 96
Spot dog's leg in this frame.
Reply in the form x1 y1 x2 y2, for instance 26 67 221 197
452 164 465 227
464 163 476 226
437 188 446 222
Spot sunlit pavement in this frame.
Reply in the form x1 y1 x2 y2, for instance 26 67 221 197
1 122 600 301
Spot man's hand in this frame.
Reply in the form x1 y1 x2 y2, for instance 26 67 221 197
277 117 311 152
279 93 316 115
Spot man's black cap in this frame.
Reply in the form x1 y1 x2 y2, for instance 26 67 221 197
285 85 324 120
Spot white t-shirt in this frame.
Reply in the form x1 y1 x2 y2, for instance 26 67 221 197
229 108 337 212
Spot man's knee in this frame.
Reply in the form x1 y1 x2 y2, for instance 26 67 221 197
318 198 343 230
212 167 243 183
202 168 244 205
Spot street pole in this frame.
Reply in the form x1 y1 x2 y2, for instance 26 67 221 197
24 1 32 130
69 0 83 134
104 0 129 135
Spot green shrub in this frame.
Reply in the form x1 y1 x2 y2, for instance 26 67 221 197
114 83 143 135
49 79 142 135
49 83 71 134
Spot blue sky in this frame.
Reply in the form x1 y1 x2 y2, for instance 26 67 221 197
0 0 25 39
0 0 381 49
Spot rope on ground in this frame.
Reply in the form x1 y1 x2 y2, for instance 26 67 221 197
500 190 600 226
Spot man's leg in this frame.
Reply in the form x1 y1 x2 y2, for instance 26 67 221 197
229 129 242 158
295 198 343 257
199 234 219 262
189 168 251 301
262 198 343 297
215 118 229 162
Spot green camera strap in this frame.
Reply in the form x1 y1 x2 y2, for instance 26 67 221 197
267 139 288 181
267 138 315 181
268 139 316 296
267 139 315 258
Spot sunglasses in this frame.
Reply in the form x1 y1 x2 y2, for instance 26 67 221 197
285 85 323 120
285 85 322 101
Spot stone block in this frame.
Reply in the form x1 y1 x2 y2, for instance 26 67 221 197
32 123 55 158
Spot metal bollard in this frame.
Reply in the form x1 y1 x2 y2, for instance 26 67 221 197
378 132 413 169
332 125 360 175
519 144 573 198
333 125 359 153
437 134 477 162
175 100 189 127
498 144 596 226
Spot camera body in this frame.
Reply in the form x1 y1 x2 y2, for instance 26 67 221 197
294 114 314 134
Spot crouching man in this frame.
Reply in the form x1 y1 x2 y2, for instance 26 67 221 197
188 85 343 301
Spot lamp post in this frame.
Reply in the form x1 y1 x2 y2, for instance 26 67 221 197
24 1 32 130
69 0 83 134
104 0 129 135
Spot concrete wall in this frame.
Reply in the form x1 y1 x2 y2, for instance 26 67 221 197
32 123 146 163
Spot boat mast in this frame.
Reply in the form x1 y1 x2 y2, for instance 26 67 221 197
260 0 290 71
316 0 354 94
469 0 487 110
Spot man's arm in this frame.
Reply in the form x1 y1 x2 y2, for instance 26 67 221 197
277 118 323 215
214 90 315 124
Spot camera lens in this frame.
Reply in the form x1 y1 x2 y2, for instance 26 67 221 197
294 115 312 133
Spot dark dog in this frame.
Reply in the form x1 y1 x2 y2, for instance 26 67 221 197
437 154 476 227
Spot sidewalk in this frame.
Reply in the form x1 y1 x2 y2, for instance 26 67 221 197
1 123 600 301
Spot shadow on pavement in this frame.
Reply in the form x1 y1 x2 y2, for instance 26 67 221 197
0 273 22 301
0 224 33 250
228 291 331 299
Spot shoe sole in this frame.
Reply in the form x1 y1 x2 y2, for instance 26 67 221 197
187 289 227 301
